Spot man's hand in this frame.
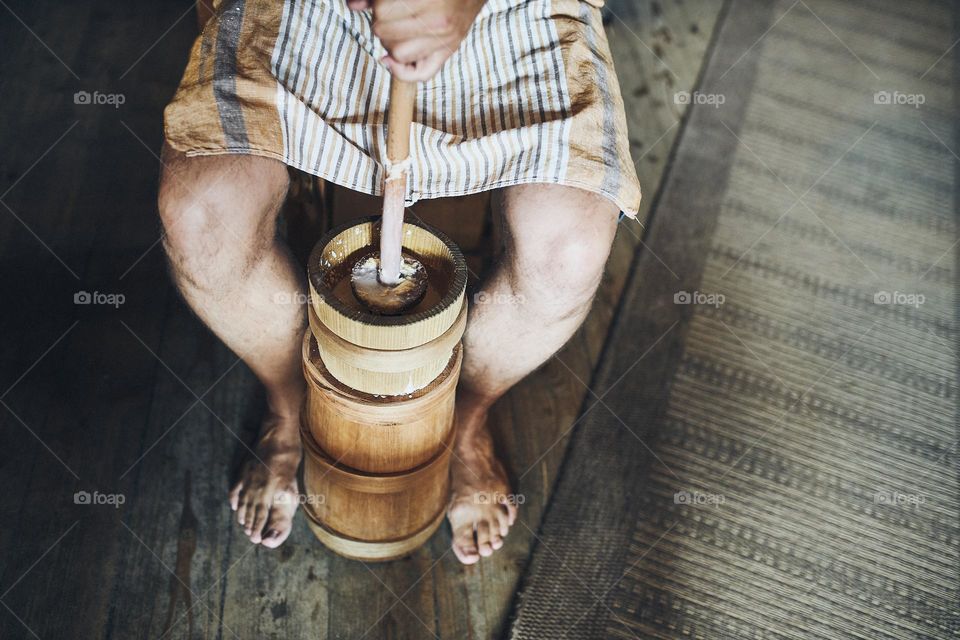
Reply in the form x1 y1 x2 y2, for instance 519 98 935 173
348 0 486 81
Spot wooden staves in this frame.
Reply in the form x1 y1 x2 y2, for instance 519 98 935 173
300 420 453 562
306 300 466 397
301 333 461 473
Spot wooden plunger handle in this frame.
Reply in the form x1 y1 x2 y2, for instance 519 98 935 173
379 79 417 285
386 79 416 164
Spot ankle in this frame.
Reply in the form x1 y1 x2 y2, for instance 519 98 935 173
456 385 499 416
265 381 306 421
257 416 301 452
454 398 496 453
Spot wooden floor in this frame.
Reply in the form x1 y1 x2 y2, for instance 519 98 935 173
0 0 722 638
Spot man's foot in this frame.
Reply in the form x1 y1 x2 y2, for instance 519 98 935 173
228 411 302 548
447 397 517 564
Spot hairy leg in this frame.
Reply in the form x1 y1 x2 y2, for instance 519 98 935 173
448 183 619 564
158 144 305 548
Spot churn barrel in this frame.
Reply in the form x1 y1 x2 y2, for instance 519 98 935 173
300 216 467 561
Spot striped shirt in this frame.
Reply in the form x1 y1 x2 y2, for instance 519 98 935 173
165 0 641 216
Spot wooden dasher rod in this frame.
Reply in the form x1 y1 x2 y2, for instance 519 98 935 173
378 78 417 285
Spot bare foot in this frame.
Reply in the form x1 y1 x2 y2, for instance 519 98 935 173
228 411 302 548
447 395 517 564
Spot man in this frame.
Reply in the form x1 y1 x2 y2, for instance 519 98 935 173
160 0 640 564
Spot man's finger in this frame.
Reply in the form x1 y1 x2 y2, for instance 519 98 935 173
346 0 370 10
390 38 445 65
384 50 447 82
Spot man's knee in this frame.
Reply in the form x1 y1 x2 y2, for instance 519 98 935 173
503 185 619 318
157 145 287 287
515 232 611 315
159 175 241 289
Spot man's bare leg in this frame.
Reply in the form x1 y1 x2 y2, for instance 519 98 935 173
448 183 619 564
158 144 305 548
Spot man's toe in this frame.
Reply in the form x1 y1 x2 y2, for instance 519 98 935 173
261 524 292 548
452 526 480 564
261 510 294 549
505 502 518 526
495 508 510 537
476 521 494 557
489 533 503 550
488 518 504 550
228 483 243 511
242 500 258 535
250 503 270 543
